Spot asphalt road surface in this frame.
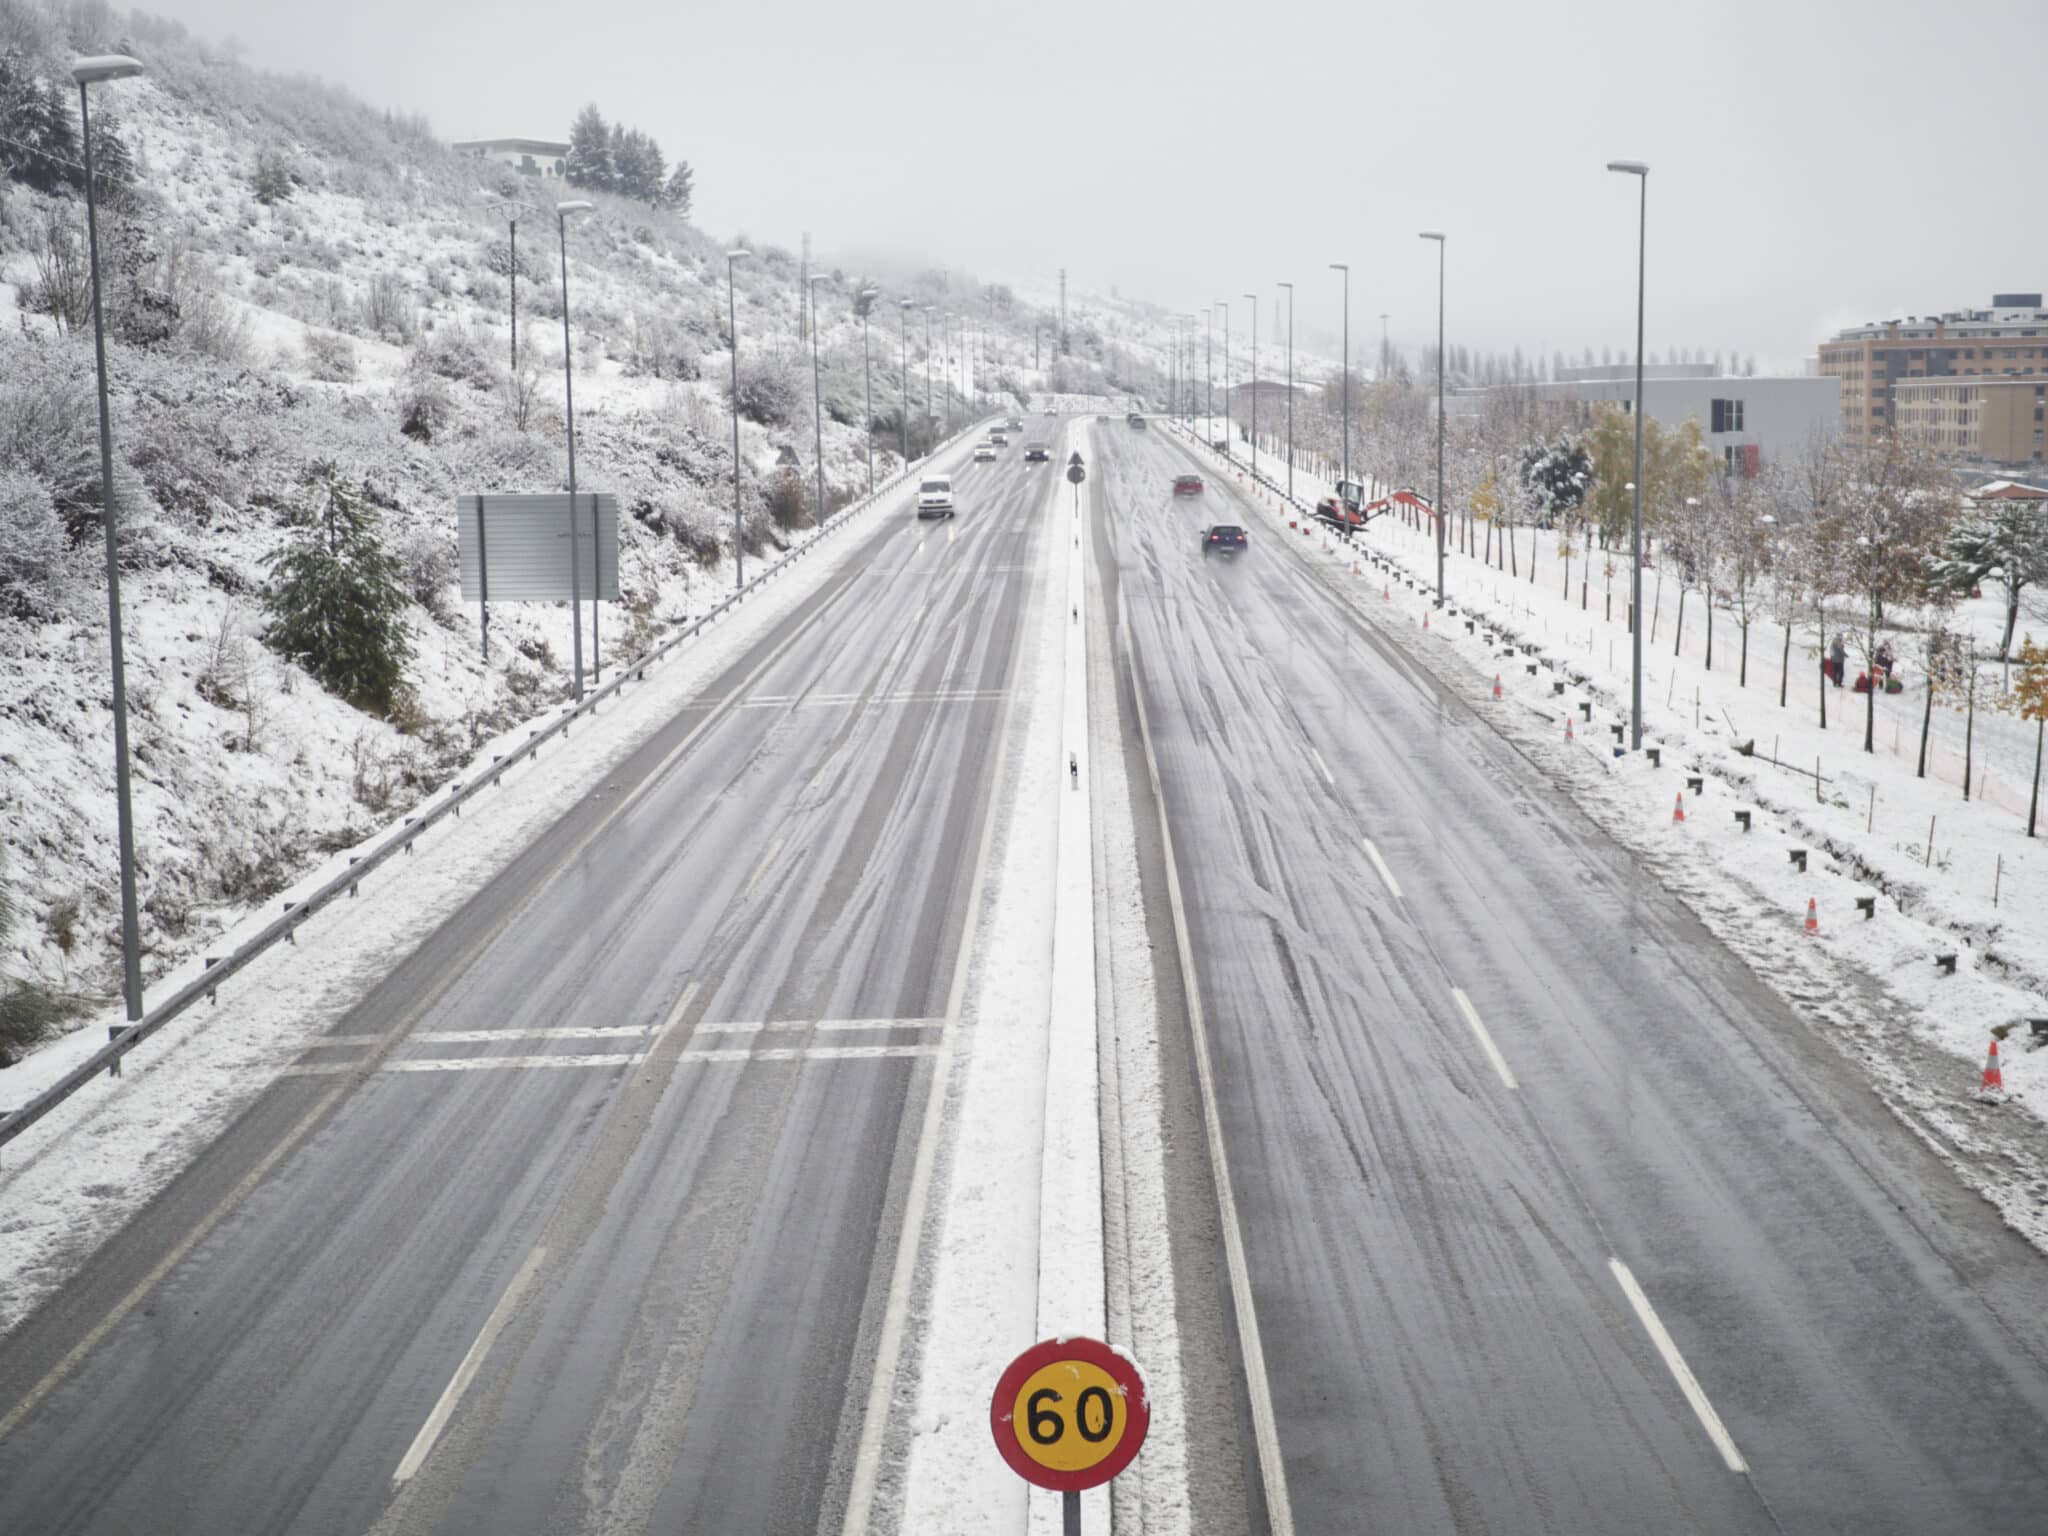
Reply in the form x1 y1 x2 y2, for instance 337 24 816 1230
0 426 1053 1535
1094 420 2048 1535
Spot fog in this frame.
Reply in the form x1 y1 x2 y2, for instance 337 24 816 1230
151 0 2048 371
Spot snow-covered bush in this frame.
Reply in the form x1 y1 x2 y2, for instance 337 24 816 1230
624 311 699 381
396 373 455 442
0 339 99 538
410 323 495 389
303 330 358 382
262 468 412 716
251 148 295 205
359 271 416 343
728 355 799 426
0 467 63 618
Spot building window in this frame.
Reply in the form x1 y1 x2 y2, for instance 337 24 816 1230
1709 398 1745 433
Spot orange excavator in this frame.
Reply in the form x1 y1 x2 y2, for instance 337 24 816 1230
1313 482 1435 533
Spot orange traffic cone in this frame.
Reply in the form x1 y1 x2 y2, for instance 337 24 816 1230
1492 674 1503 701
1980 1038 2006 1098
1672 791 1686 823
1565 714 1575 742
1383 585 1390 601
1804 898 1819 934
1423 612 1431 631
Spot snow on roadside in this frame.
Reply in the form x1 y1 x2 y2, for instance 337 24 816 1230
1177 426 2048 1252
0 432 983 1338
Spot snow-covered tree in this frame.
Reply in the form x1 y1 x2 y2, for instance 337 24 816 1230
1927 499 2048 659
659 159 693 217
565 104 613 192
1837 432 1957 752
2012 635 2047 836
263 467 412 717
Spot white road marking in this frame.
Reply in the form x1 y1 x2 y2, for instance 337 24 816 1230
1126 612 1298 1535
1609 1258 1749 1473
1308 744 1333 787
381 1044 940 1073
693 1017 944 1034
840 435 1052 1536
1450 987 1518 1090
1363 838 1404 899
411 1026 651 1044
392 1244 548 1485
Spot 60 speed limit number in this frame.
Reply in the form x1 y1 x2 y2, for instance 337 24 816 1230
989 1336 1149 1492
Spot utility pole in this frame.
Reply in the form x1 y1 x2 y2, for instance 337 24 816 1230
798 230 810 341
1380 313 1390 379
1059 267 1067 354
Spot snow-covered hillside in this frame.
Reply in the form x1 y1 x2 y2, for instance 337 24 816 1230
0 3 1168 1061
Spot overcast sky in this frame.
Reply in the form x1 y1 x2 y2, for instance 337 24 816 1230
150 0 2046 371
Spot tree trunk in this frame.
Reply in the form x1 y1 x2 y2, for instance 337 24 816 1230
1819 617 1827 730
1706 598 1715 672
1964 657 1977 801
1562 541 1572 600
1737 614 1747 686
1509 524 1518 578
2003 588 2020 659
1529 522 1538 585
1917 675 1934 778
1863 631 1876 753
1651 565 1665 643
1780 619 1791 708
1673 587 1686 656
2031 717 2042 838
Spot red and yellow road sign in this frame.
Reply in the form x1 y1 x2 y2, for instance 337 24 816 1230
990 1336 1149 1492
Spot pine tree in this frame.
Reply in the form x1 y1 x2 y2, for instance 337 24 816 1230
660 160 693 216
615 129 664 204
565 104 612 191
24 80 80 193
1928 501 2048 658
263 467 412 716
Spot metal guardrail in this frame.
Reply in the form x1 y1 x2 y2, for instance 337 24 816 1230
0 417 997 1149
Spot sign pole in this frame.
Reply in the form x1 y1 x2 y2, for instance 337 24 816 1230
475 494 489 664
588 492 601 686
1063 1490 1081 1535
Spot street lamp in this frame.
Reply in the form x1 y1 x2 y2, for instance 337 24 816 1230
1244 293 1258 481
809 275 826 525
73 53 145 1021
726 247 752 589
481 193 539 374
1330 263 1350 493
923 304 936 440
898 299 914 461
1419 232 1446 603
555 198 594 697
1277 280 1294 503
1609 157 1649 750
859 290 878 495
1205 306 1214 442
1218 300 1232 465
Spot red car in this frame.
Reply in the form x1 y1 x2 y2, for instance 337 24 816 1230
1173 474 1204 497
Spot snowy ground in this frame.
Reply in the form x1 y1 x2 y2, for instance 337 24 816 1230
1174 425 2048 1253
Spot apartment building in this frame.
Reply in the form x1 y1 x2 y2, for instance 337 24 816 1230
1892 377 2048 464
1819 293 2048 447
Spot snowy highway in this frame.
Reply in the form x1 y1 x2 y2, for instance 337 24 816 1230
1094 420 2048 1534
6 413 2048 1535
0 430 1053 1534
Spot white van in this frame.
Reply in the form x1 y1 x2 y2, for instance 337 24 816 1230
916 473 956 519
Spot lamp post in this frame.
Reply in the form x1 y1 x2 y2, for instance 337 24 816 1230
923 304 936 441
1277 280 1294 502
899 299 913 461
809 275 826 524
1244 292 1259 484
1419 232 1446 603
482 193 538 374
556 199 594 697
1218 300 1231 465
73 53 145 1021
1608 158 1650 750
860 290 878 494
1330 263 1350 493
726 247 752 589
1205 306 1214 443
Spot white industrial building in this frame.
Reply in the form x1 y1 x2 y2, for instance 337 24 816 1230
1449 363 1842 473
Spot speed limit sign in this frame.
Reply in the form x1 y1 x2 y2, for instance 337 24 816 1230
990 1336 1149 1493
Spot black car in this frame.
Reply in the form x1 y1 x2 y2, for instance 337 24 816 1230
1202 525 1247 557
1023 442 1050 462
1126 413 1147 429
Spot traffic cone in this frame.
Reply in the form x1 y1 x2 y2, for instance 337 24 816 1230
1565 714 1575 742
1804 898 1819 934
1423 611 1430 631
1492 673 1503 700
1383 585 1390 601
1979 1038 2006 1098
1672 791 1686 823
